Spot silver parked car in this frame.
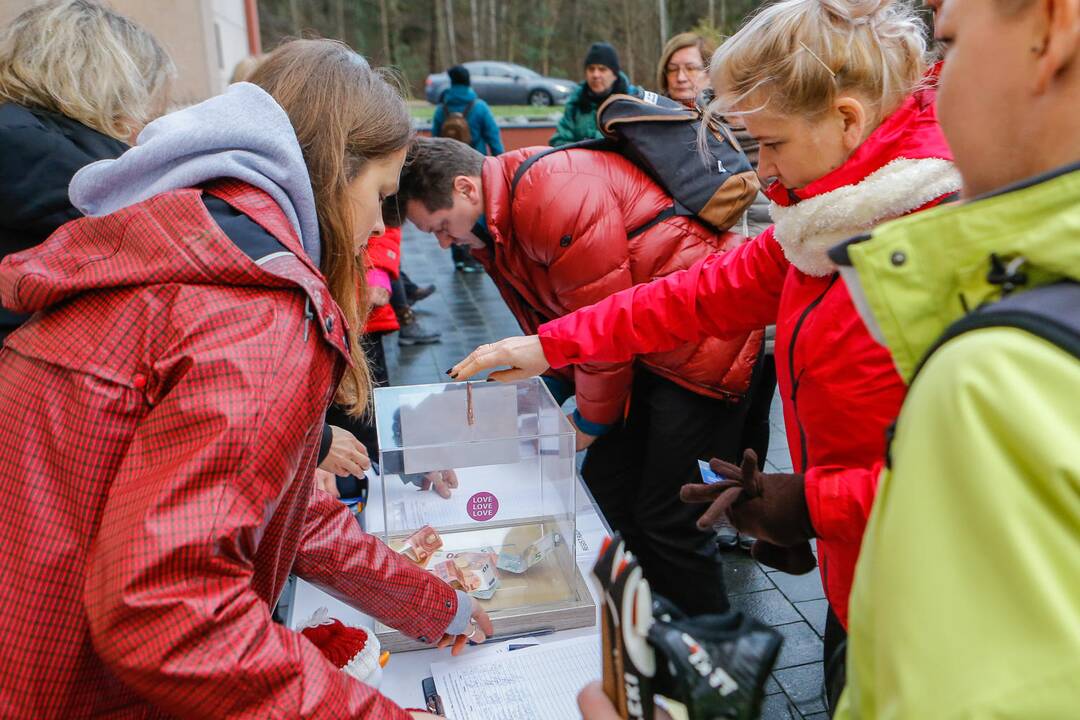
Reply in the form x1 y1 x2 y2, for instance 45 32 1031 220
425 61 575 106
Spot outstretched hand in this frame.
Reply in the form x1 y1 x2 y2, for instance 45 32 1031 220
449 335 550 382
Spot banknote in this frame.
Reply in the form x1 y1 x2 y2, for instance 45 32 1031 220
401 525 443 564
430 547 499 597
496 533 556 574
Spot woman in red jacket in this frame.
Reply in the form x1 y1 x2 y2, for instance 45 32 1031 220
451 0 958 708
0 39 486 718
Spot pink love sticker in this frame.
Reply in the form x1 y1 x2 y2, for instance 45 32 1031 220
467 492 499 522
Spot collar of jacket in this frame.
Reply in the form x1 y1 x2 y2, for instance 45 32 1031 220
575 72 633 110
831 161 1080 383
444 84 479 107
763 88 959 276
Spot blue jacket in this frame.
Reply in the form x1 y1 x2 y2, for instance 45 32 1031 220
432 85 504 155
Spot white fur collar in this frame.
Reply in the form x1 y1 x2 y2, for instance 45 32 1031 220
770 158 962 277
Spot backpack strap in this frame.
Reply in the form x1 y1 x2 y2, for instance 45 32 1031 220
509 138 613 197
918 280 1080 373
885 280 1080 469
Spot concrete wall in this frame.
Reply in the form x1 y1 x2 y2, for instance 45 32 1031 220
0 0 253 106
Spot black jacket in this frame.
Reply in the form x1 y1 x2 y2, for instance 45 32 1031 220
0 103 128 340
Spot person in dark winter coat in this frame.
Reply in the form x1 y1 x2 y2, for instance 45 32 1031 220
0 38 490 718
0 0 173 344
397 136 763 616
550 42 640 146
432 64 504 155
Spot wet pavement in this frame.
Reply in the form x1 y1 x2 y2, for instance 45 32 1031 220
386 222 828 718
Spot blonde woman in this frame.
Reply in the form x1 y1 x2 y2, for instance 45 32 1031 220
0 0 173 343
452 0 960 710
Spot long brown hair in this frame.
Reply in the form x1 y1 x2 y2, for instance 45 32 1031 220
249 39 413 416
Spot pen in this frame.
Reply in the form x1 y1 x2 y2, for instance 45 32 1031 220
473 626 556 645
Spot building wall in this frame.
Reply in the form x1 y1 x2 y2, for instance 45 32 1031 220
0 0 253 106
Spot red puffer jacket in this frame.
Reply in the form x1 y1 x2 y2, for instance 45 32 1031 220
0 180 457 718
364 226 402 334
474 148 762 433
536 90 961 626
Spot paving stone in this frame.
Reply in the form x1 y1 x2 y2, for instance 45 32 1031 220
723 554 775 595
794 599 829 637
774 663 827 716
759 691 802 719
730 589 802 626
769 568 826 603
773 621 825 670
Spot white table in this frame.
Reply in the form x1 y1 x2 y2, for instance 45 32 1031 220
286 476 610 711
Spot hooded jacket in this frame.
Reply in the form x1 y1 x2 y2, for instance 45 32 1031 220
0 102 128 340
364 226 402 334
432 84 504 155
535 90 961 625
835 163 1080 719
549 72 640 147
474 146 763 435
0 82 459 719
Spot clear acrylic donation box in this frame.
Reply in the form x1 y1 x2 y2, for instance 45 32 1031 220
368 378 595 651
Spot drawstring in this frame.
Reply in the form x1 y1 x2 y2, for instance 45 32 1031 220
987 254 1028 295
303 296 313 342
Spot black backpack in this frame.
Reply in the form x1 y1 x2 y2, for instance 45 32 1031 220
438 99 476 145
512 91 760 235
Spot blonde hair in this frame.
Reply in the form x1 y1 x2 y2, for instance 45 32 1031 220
709 0 927 121
656 33 716 96
0 0 174 141
230 54 266 84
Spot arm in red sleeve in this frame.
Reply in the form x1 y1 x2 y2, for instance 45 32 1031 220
538 229 789 369
804 461 884 545
293 491 458 644
83 290 411 719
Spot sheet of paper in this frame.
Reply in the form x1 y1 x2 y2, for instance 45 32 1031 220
430 635 600 720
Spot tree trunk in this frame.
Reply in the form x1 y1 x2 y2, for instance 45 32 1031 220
444 0 457 65
378 0 392 64
334 0 345 41
469 0 481 58
540 0 554 76
622 0 634 84
709 0 715 26
505 0 515 63
288 0 302 35
489 0 497 59
430 0 441 72
657 0 669 48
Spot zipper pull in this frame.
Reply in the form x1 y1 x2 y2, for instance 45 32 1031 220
303 296 313 342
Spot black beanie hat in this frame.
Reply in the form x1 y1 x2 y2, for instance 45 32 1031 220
583 42 620 75
448 64 470 86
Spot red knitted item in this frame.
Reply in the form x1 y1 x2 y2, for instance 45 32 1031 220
301 620 368 669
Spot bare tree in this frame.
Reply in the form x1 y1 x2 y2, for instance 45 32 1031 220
378 0 393 63
288 0 302 35
444 0 458 65
469 0 481 58
623 0 635 83
657 0 669 47
488 0 497 59
709 0 715 25
334 0 345 41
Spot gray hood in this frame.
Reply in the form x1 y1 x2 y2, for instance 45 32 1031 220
69 82 322 266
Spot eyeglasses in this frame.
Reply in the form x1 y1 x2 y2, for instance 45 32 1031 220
665 64 705 78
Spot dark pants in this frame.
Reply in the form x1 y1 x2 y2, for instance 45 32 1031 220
739 353 776 462
326 333 388 498
824 607 847 716
581 369 754 616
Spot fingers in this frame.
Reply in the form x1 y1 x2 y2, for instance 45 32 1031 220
449 342 503 380
451 633 468 655
708 457 743 481
472 603 494 635
696 486 743 530
740 448 760 486
432 474 452 498
679 480 740 504
444 470 459 489
487 367 535 383
577 681 622 720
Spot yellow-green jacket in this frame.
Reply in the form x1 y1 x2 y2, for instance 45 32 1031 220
832 163 1080 719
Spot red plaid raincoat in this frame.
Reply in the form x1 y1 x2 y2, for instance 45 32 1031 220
0 180 457 718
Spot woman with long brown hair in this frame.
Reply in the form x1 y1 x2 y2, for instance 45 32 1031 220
0 38 486 718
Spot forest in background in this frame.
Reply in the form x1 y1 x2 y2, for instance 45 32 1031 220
257 0 771 98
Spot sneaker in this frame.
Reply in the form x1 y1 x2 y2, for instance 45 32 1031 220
648 610 782 720
398 318 441 346
715 517 740 552
406 283 436 305
460 257 484 273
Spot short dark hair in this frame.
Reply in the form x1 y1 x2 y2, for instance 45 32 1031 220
397 137 484 213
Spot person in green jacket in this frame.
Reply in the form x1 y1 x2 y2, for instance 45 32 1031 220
550 42 640 147
831 0 1080 717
